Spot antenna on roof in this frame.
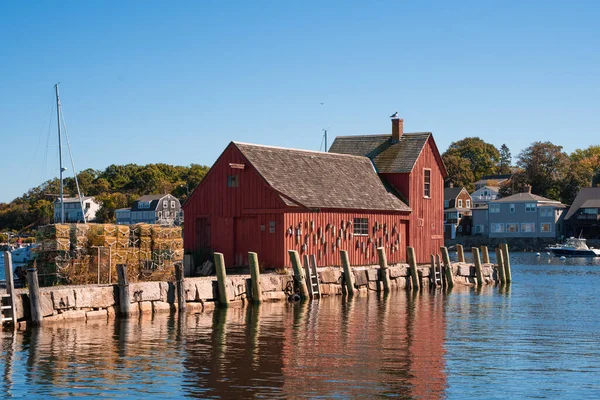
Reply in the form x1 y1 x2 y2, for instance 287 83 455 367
319 128 329 152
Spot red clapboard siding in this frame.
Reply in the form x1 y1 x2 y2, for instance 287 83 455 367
183 143 287 266
406 137 445 263
283 211 409 268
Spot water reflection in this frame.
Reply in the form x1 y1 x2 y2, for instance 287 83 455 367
1 291 449 398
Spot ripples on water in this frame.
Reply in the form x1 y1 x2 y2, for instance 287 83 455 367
2 253 600 399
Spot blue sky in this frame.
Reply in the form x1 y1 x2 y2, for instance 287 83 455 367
1 1 599 203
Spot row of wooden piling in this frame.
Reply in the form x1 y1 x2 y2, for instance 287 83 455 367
19 243 513 325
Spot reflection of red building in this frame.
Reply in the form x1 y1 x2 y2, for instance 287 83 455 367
184 117 446 267
279 293 447 398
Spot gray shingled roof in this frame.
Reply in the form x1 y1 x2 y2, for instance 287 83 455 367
444 187 464 201
564 187 600 220
234 142 410 212
328 133 432 173
492 192 563 204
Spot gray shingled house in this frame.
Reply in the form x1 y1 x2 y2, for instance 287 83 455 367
563 187 600 238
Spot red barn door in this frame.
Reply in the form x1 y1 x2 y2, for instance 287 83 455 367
233 216 259 266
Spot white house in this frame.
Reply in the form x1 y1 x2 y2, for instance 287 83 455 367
470 185 500 208
54 196 100 223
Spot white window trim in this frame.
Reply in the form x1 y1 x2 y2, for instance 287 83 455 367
457 199 463 208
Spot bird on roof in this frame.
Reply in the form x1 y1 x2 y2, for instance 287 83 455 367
390 111 398 118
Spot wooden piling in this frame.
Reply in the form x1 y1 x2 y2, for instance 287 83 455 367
340 250 355 296
495 247 506 284
440 246 455 289
26 267 42 325
288 250 309 300
501 243 512 283
407 246 420 291
175 262 186 312
480 246 490 264
456 244 465 263
376 247 391 292
472 247 484 286
248 252 262 304
117 264 131 317
214 252 230 307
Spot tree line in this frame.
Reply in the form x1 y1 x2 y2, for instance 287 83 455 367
0 163 209 233
2 138 599 235
442 138 600 204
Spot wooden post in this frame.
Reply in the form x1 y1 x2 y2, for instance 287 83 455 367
440 246 455 289
117 264 131 317
472 247 484 286
407 246 420 291
26 267 42 325
376 247 391 292
340 250 355 296
456 244 465 262
175 262 186 312
495 247 506 284
288 250 309 300
214 252 230 307
430 254 436 287
248 252 262 304
436 254 443 288
501 243 512 283
480 246 490 264
302 254 312 297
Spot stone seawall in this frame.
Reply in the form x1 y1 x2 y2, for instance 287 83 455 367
12 261 497 326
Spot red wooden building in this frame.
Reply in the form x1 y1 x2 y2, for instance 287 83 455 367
183 117 446 267
329 118 447 263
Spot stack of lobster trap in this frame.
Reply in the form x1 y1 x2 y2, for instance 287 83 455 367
33 223 184 285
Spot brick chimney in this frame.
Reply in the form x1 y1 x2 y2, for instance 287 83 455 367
391 117 403 142
449 182 454 188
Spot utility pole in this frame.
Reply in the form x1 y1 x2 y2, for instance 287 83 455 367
323 129 328 152
55 83 65 224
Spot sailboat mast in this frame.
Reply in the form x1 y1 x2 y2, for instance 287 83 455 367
55 83 65 224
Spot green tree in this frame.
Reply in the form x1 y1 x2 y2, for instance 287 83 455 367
516 141 568 200
442 154 475 192
443 137 500 184
498 144 512 175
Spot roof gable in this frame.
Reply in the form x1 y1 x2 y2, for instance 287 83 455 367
233 142 410 212
564 187 600 220
329 133 447 177
444 187 465 201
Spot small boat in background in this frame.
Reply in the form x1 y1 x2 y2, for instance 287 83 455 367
547 237 600 258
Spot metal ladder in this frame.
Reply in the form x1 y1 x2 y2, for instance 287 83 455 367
2 252 17 329
303 254 321 300
431 254 443 287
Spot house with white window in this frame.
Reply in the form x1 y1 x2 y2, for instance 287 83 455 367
470 185 500 208
116 194 183 225
485 187 566 239
54 196 100 223
444 185 472 239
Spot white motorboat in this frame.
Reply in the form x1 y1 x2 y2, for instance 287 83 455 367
547 237 600 258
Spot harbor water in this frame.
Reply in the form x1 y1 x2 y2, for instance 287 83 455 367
2 253 600 398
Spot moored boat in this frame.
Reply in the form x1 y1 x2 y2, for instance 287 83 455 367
547 237 600 257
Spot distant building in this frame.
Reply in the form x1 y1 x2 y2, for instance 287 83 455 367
470 185 500 208
474 174 511 191
116 194 183 225
563 187 600 238
471 205 488 236
54 196 100 223
484 187 566 239
444 185 472 239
